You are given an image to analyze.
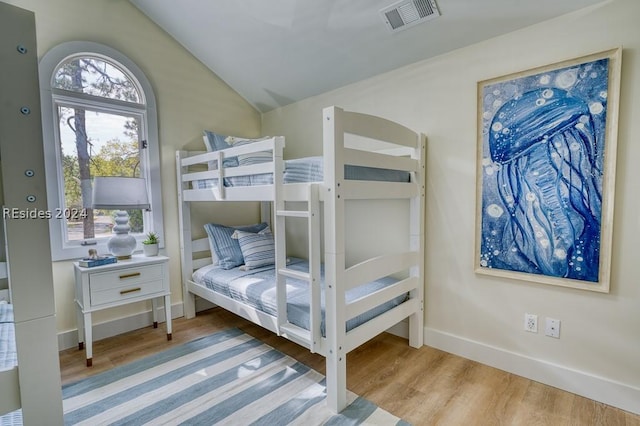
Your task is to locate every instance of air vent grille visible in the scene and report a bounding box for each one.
[384,9,405,30]
[381,0,440,32]
[415,0,436,18]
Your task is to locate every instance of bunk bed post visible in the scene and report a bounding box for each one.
[176,150,196,318]
[323,106,348,412]
[260,201,271,225]
[409,134,426,348]
[273,136,288,332]
[308,183,322,354]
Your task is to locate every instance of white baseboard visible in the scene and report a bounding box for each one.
[425,327,640,416]
[57,302,184,352]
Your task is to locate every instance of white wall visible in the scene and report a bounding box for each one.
[3,0,262,334]
[263,0,640,414]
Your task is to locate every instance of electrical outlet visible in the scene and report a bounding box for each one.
[524,313,538,333]
[545,318,561,338]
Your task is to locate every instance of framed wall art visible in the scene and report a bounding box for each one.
[475,48,622,292]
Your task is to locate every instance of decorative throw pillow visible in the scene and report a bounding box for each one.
[203,130,232,152]
[232,227,275,270]
[202,130,238,169]
[204,222,269,269]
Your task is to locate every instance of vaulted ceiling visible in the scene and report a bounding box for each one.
[130,0,603,112]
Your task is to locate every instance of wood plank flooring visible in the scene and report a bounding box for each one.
[59,308,640,426]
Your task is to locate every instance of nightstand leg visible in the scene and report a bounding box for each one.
[164,294,172,340]
[152,298,159,328]
[76,302,85,351]
[84,312,93,367]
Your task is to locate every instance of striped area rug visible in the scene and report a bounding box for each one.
[63,328,410,425]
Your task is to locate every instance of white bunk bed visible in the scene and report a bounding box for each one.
[176,106,425,412]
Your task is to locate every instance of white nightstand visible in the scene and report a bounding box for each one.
[73,254,172,366]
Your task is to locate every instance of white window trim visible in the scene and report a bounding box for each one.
[40,41,164,261]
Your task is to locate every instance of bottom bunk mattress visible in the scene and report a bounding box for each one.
[0,303,21,426]
[0,303,16,371]
[195,155,410,189]
[192,258,408,336]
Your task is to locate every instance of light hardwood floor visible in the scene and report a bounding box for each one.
[59,308,640,426]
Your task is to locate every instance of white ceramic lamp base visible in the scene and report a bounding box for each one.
[108,210,136,259]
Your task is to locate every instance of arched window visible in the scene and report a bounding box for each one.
[40,42,163,261]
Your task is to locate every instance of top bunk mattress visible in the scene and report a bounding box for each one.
[192,258,408,336]
[195,156,410,189]
[283,156,410,183]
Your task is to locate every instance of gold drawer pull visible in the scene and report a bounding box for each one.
[120,287,141,295]
[119,272,141,280]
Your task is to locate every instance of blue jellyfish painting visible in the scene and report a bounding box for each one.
[479,58,610,283]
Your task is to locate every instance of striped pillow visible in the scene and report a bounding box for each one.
[232,227,275,270]
[202,131,238,170]
[204,222,269,269]
[233,139,273,167]
[203,132,270,169]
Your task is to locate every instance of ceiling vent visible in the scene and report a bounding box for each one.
[380,0,440,32]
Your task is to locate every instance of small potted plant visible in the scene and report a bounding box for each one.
[142,232,159,256]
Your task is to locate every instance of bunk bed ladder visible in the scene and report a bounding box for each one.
[275,183,322,353]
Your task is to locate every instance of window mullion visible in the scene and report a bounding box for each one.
[52,88,145,114]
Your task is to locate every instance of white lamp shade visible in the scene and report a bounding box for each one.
[92,177,150,210]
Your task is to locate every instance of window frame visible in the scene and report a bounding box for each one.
[40,41,163,261]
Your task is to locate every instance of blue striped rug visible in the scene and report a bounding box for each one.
[63,328,410,425]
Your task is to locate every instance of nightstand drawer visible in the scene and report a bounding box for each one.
[90,278,164,306]
[89,264,163,292]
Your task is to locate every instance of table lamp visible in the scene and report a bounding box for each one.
[92,176,150,259]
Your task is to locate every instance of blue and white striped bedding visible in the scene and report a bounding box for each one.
[195,156,410,189]
[0,303,22,425]
[0,303,16,370]
[192,258,408,336]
